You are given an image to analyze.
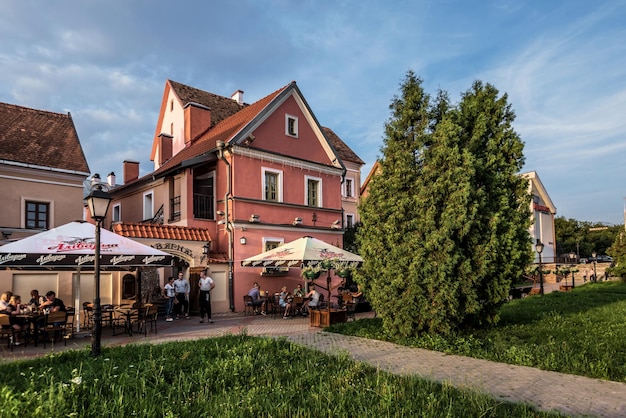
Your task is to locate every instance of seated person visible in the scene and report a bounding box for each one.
[278,286,292,319]
[304,284,321,313]
[29,289,45,307]
[40,291,66,313]
[0,291,13,313]
[247,282,266,315]
[5,295,27,345]
[293,283,305,297]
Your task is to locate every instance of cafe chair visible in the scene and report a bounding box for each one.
[343,293,356,321]
[292,296,304,316]
[42,310,69,348]
[243,295,255,316]
[82,302,94,329]
[0,314,28,351]
[133,304,158,336]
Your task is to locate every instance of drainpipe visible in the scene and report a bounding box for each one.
[216,140,235,311]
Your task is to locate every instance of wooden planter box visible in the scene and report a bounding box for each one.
[309,309,347,328]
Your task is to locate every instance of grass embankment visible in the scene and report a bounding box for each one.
[0,334,558,417]
[330,281,626,382]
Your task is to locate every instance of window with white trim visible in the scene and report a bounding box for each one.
[305,175,322,207]
[285,114,298,137]
[264,238,284,252]
[346,214,354,228]
[345,179,353,197]
[263,168,283,202]
[143,191,154,220]
[112,203,121,223]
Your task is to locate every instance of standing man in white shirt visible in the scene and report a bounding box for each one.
[198,268,215,323]
[173,271,190,319]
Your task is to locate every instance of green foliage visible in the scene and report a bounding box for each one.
[554,216,621,257]
[0,335,556,417]
[607,231,626,278]
[356,72,531,338]
[330,281,626,382]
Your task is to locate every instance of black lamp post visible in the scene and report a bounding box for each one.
[592,251,597,282]
[536,239,545,295]
[87,184,112,357]
[569,252,576,288]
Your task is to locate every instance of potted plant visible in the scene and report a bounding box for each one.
[301,264,322,280]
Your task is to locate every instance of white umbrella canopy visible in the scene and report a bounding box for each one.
[0,221,173,268]
[240,236,362,268]
[0,221,173,333]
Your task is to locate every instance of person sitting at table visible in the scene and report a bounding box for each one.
[29,289,45,307]
[0,291,13,312]
[293,283,305,297]
[40,291,66,313]
[304,284,321,314]
[5,295,27,345]
[278,286,293,319]
[247,282,266,315]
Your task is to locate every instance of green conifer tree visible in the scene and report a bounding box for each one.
[357,74,531,337]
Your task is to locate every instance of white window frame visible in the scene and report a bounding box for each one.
[143,191,154,220]
[112,203,121,223]
[263,237,285,251]
[285,114,298,137]
[344,178,354,198]
[345,213,354,228]
[262,167,283,202]
[305,175,322,207]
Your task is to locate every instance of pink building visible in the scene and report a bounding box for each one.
[107,80,363,313]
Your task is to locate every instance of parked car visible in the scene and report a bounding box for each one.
[579,258,589,264]
[595,255,613,263]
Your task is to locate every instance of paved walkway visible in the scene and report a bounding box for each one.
[2,308,625,417]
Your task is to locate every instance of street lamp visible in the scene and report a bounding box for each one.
[591,251,597,282]
[87,184,112,357]
[536,239,545,295]
[569,252,576,288]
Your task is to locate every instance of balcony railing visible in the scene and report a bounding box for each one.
[193,194,214,220]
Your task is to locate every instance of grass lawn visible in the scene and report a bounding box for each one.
[0,334,560,417]
[329,281,626,382]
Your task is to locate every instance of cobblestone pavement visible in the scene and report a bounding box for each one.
[2,307,626,417]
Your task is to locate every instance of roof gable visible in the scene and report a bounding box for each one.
[0,102,90,174]
[152,82,290,177]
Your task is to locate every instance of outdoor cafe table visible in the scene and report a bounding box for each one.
[16,311,45,346]
[112,307,140,336]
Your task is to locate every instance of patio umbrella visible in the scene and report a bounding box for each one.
[0,220,173,331]
[241,236,363,317]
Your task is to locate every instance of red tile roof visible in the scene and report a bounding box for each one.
[152,82,291,177]
[0,102,90,173]
[113,222,212,242]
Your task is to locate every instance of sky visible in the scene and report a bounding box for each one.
[1,0,625,225]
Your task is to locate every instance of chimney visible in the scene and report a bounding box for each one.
[184,103,211,145]
[231,89,244,105]
[107,172,116,187]
[123,160,139,184]
[158,134,173,164]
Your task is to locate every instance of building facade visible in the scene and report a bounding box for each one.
[0,102,92,306]
[106,80,364,313]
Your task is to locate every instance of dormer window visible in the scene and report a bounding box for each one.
[285,114,298,137]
